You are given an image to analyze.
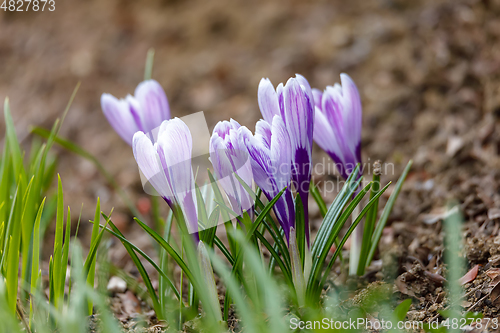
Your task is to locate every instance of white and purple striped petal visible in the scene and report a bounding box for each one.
[313,73,362,180]
[239,125,274,194]
[101,79,170,145]
[132,118,199,239]
[210,119,254,215]
[156,118,198,235]
[135,80,171,135]
[101,94,140,146]
[283,76,315,175]
[340,74,362,163]
[258,78,281,124]
[132,131,174,203]
[256,74,315,244]
[269,116,292,194]
[238,116,295,241]
[312,88,323,110]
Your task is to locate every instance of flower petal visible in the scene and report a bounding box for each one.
[283,77,314,155]
[238,125,274,194]
[313,108,350,178]
[322,86,357,167]
[270,115,291,193]
[340,73,362,161]
[132,131,173,200]
[255,119,272,149]
[312,88,323,109]
[134,80,170,134]
[258,78,281,124]
[101,94,139,145]
[156,118,198,233]
[156,118,194,196]
[210,121,254,215]
[295,73,313,100]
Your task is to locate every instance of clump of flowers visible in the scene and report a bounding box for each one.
[100,71,410,319]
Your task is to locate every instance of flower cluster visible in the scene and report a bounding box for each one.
[101,73,362,244]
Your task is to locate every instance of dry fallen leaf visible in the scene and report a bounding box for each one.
[486,267,500,280]
[117,290,142,317]
[424,270,446,285]
[446,136,464,156]
[395,276,415,297]
[459,264,479,285]
[489,282,500,305]
[488,208,500,220]
[489,275,500,288]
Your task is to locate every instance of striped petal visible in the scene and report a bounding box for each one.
[101,94,140,145]
[283,76,314,158]
[313,73,363,180]
[132,131,173,201]
[270,115,291,193]
[135,80,171,134]
[255,119,272,149]
[101,80,170,145]
[156,118,198,233]
[340,73,362,161]
[312,88,323,109]
[238,125,274,194]
[239,118,295,240]
[258,78,281,124]
[210,120,254,215]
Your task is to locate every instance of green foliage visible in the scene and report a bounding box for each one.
[0,95,115,332]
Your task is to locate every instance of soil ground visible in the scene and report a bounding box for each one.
[2,0,500,330]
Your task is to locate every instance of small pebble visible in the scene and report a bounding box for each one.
[107,276,127,293]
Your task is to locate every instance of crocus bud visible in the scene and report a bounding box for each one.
[258,74,315,244]
[133,118,198,240]
[313,74,362,180]
[102,80,170,145]
[210,119,254,216]
[238,116,295,242]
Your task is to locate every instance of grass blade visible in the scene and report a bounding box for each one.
[367,160,412,265]
[307,181,372,295]
[52,175,64,308]
[313,182,391,300]
[357,166,381,276]
[31,127,142,219]
[85,198,100,315]
[144,48,155,81]
[310,181,327,217]
[29,198,45,326]
[133,217,196,283]
[97,215,181,302]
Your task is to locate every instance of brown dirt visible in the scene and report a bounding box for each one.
[3,0,500,329]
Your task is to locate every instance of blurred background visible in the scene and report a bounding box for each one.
[1,0,500,309]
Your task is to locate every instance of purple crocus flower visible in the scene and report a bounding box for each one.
[258,74,314,244]
[210,119,254,216]
[313,74,362,180]
[238,116,295,242]
[133,118,198,239]
[101,80,170,145]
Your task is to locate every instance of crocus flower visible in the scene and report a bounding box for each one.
[313,74,363,275]
[313,74,362,180]
[258,74,314,244]
[210,119,254,216]
[101,80,170,145]
[133,118,198,239]
[238,115,295,242]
